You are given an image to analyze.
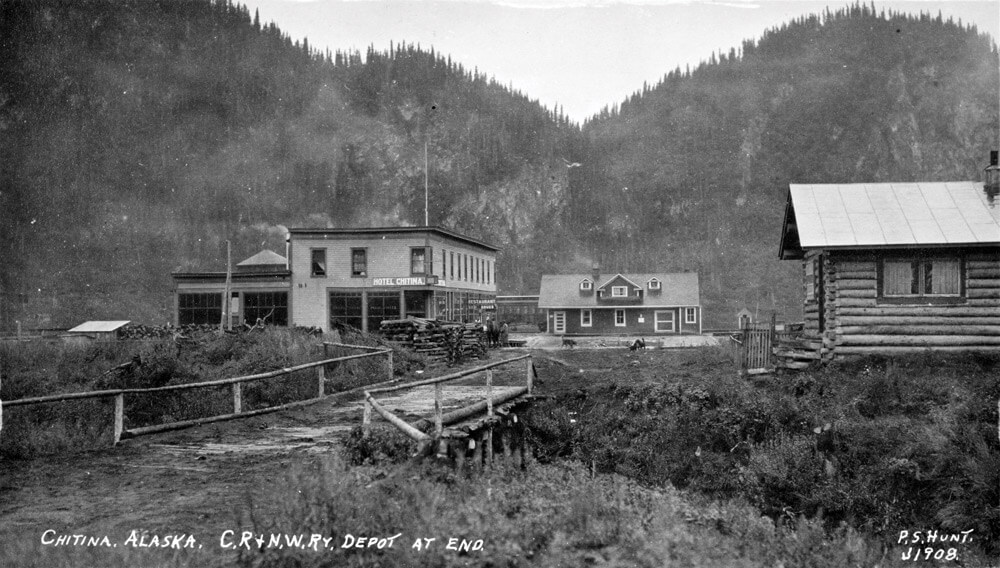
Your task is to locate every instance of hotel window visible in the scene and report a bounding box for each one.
[311,249,326,277]
[615,309,626,326]
[178,293,222,325]
[411,247,428,275]
[685,307,697,324]
[351,248,367,277]
[465,254,469,281]
[882,258,962,299]
[611,286,628,297]
[487,260,491,285]
[244,292,288,326]
[450,251,455,279]
[581,309,592,327]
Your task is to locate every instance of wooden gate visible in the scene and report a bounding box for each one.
[737,319,774,376]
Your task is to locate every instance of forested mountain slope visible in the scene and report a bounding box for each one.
[1,1,995,329]
[580,3,999,324]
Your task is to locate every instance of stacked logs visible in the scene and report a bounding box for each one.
[380,318,487,364]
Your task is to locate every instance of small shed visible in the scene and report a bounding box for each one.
[66,321,131,342]
[778,177,1000,360]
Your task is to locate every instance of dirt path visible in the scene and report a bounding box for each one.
[0,359,538,566]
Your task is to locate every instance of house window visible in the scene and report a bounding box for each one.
[615,309,626,326]
[882,258,962,299]
[351,248,367,277]
[648,279,661,290]
[311,249,326,277]
[580,279,592,291]
[611,286,628,297]
[685,307,697,324]
[411,247,428,275]
[581,309,592,327]
[655,310,675,332]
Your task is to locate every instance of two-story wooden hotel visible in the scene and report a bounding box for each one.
[172,226,499,333]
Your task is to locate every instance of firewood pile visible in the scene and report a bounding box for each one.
[379,318,487,364]
[118,323,218,340]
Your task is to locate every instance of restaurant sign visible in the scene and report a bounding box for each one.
[372,276,438,287]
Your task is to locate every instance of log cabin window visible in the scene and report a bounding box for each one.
[351,248,367,277]
[881,258,963,301]
[805,258,817,301]
[311,249,327,277]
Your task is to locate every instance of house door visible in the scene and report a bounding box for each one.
[553,311,566,334]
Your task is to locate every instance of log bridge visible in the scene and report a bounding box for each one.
[363,354,538,470]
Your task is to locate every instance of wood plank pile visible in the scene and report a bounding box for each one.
[379,318,487,364]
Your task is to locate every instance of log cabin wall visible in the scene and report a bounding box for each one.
[827,249,1000,356]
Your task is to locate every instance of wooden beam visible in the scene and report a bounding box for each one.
[839,316,1000,326]
[838,325,1000,336]
[839,306,1000,317]
[367,395,430,442]
[837,335,1000,346]
[834,345,1000,355]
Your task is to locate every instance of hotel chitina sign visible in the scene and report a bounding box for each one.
[371,276,439,287]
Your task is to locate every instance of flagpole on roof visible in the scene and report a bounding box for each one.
[424,139,429,226]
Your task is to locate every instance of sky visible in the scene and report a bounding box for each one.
[241,0,1000,122]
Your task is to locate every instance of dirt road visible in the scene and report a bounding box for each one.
[0,354,538,567]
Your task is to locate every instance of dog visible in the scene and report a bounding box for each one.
[629,338,646,351]
[561,337,577,348]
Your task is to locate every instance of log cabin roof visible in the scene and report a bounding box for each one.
[538,273,700,308]
[779,181,1000,259]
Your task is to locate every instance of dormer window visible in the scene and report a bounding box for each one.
[611,286,628,297]
[648,278,661,290]
[580,279,593,291]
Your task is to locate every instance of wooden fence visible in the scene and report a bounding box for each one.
[362,354,535,456]
[733,317,776,376]
[3,342,392,445]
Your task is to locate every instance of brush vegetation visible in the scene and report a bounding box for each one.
[0,327,404,457]
[524,348,1000,562]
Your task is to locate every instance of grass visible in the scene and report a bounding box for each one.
[236,455,881,568]
[0,327,413,458]
[523,347,1000,562]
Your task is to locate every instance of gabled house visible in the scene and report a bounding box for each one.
[537,271,702,335]
[778,156,1000,359]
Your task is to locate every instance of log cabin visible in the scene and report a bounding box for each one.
[778,158,1000,361]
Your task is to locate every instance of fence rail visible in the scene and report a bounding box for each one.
[4,342,392,445]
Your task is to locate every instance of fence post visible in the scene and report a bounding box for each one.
[232,382,242,414]
[526,359,533,394]
[317,364,326,398]
[323,342,329,359]
[387,350,394,381]
[434,382,443,437]
[113,393,124,445]
[362,398,372,438]
[486,370,493,417]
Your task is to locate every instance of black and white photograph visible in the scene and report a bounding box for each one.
[1,0,998,566]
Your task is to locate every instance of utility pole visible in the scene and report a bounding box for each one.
[221,240,232,331]
[424,139,429,226]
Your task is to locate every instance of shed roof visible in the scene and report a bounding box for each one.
[538,273,700,308]
[780,182,1000,259]
[68,321,131,333]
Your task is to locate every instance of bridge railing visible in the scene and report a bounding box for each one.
[362,354,534,446]
[3,342,392,446]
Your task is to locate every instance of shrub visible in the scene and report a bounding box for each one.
[341,425,415,466]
